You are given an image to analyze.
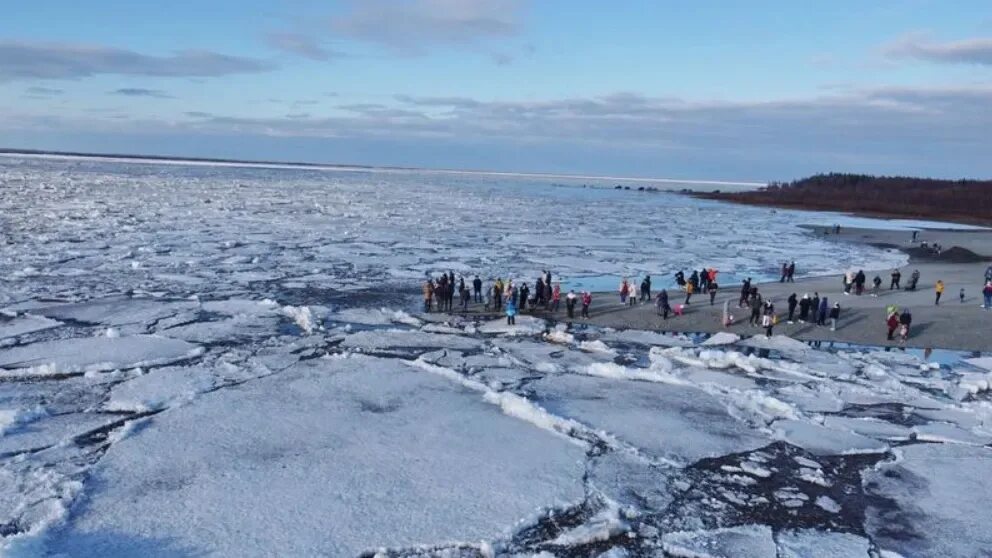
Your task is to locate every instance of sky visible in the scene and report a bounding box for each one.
[2,0,991,181]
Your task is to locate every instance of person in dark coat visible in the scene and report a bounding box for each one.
[739,278,751,307]
[798,294,810,322]
[899,309,913,337]
[787,293,798,323]
[829,303,840,330]
[519,283,530,311]
[709,281,718,305]
[534,278,544,306]
[641,276,652,302]
[656,290,671,319]
[890,269,901,290]
[854,270,866,296]
[787,261,796,282]
[472,275,483,303]
[811,293,820,322]
[817,297,829,326]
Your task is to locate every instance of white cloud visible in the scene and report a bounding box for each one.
[884,34,992,66]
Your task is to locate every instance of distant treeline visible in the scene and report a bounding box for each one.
[695,173,992,225]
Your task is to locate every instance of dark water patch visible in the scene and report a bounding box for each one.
[653,441,889,535]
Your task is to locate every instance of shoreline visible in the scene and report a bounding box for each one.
[436,226,992,352]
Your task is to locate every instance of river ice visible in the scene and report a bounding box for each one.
[0,155,986,556]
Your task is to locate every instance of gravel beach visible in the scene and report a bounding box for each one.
[463,226,992,352]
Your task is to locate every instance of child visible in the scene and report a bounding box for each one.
[959,287,965,303]
[505,299,517,325]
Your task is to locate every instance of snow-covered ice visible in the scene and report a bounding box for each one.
[43,355,587,557]
[0,156,984,556]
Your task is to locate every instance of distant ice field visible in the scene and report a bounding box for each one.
[3,156,989,557]
[0,156,906,308]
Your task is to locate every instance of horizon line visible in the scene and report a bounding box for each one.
[0,147,768,188]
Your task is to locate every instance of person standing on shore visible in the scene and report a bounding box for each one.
[872,275,882,297]
[505,298,517,325]
[581,292,592,318]
[787,293,798,323]
[493,279,503,312]
[749,294,762,326]
[891,269,901,290]
[886,310,899,340]
[656,289,671,319]
[817,297,829,326]
[709,281,718,306]
[787,261,796,282]
[551,283,561,312]
[855,270,866,296]
[619,278,630,305]
[640,276,651,302]
[565,290,577,319]
[829,303,840,331]
[685,281,695,305]
[423,279,434,313]
[959,287,966,304]
[460,282,470,311]
[519,283,530,312]
[908,269,920,291]
[739,279,751,308]
[983,281,992,310]
[844,271,854,294]
[798,294,810,323]
[780,263,788,283]
[811,293,820,322]
[762,306,774,336]
[899,309,912,342]
[473,275,483,303]
[935,280,944,305]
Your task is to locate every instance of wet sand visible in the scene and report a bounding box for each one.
[454,227,992,352]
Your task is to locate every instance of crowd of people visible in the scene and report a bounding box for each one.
[418,260,992,341]
[422,270,598,324]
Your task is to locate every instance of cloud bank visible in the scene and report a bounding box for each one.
[0,41,274,82]
[885,35,992,66]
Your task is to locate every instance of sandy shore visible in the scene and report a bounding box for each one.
[453,226,992,352]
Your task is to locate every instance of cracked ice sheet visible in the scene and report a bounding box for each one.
[662,524,776,558]
[0,335,203,376]
[104,365,219,412]
[44,354,586,557]
[865,443,992,558]
[0,315,62,340]
[339,329,482,352]
[773,420,889,456]
[32,297,197,328]
[529,373,769,464]
[776,529,871,557]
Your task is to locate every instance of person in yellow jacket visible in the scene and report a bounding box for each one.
[935,280,944,305]
[684,281,694,305]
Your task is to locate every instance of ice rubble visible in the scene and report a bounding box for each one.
[43,355,586,557]
[0,335,203,376]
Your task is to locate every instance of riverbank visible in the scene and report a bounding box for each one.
[447,227,992,352]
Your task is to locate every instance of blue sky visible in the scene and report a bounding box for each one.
[2,0,991,180]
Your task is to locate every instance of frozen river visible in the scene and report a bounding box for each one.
[1,156,990,557]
